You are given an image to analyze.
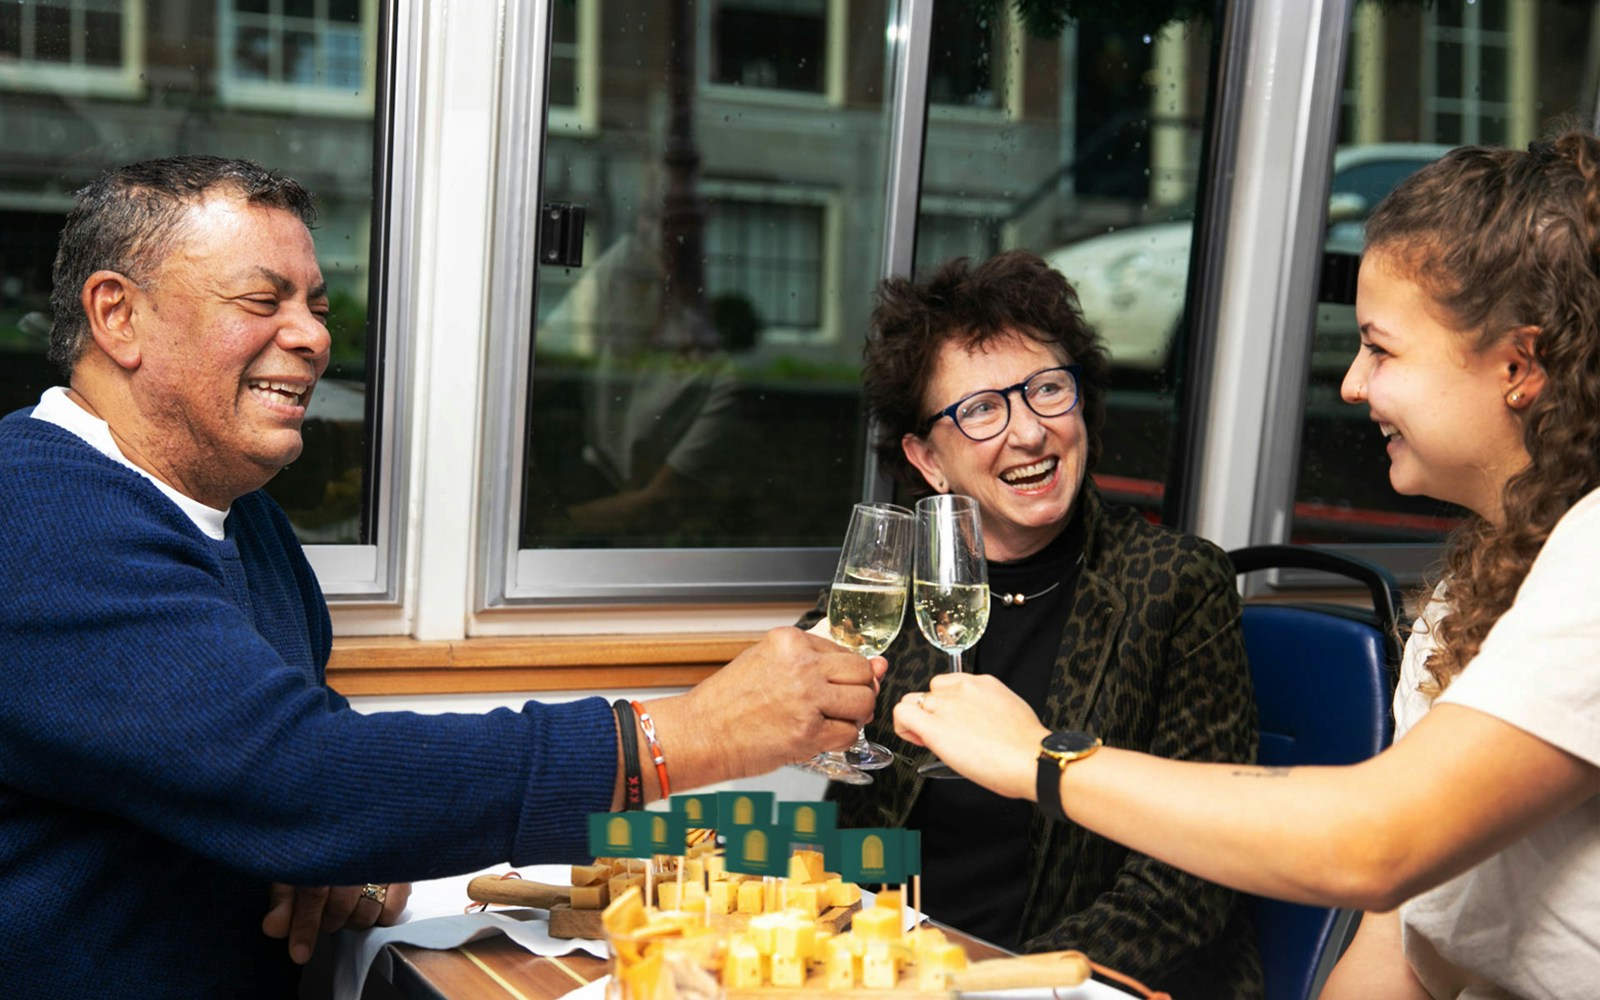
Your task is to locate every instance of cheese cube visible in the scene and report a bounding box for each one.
[746,912,784,954]
[862,940,910,989]
[571,863,609,886]
[824,936,861,990]
[851,905,898,942]
[823,877,860,910]
[785,884,821,918]
[793,849,827,883]
[705,855,728,881]
[608,874,644,906]
[905,926,947,957]
[874,890,902,911]
[570,883,609,909]
[707,880,737,915]
[723,937,766,990]
[770,949,807,987]
[914,940,969,991]
[736,880,765,914]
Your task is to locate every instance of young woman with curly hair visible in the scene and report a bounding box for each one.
[889,133,1600,999]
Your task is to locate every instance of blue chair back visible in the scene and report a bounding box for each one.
[1229,545,1402,1000]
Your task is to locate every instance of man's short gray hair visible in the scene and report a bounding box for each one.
[48,155,317,376]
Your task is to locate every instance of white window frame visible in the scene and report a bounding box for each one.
[217,0,378,117]
[0,0,144,99]
[1420,0,1535,147]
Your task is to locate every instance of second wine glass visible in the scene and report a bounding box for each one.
[912,493,990,779]
[818,501,914,776]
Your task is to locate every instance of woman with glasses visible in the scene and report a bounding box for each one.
[799,250,1262,998]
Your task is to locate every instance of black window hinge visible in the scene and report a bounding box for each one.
[539,202,587,268]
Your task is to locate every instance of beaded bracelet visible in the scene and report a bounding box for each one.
[612,699,644,810]
[630,700,671,798]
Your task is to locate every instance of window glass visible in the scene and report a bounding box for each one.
[917,3,1220,520]
[0,0,387,546]
[709,0,827,94]
[1294,0,1596,545]
[523,0,886,554]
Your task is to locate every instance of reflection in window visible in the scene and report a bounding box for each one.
[0,0,138,96]
[705,198,824,336]
[928,0,1007,110]
[0,0,386,545]
[710,0,826,94]
[918,10,1216,517]
[221,0,372,113]
[524,0,882,554]
[1296,0,1592,546]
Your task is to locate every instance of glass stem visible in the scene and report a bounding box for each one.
[949,650,964,673]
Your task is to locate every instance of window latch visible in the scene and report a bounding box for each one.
[539,202,587,268]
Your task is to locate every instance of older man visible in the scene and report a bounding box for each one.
[0,156,879,998]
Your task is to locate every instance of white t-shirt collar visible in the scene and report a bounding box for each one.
[30,386,229,540]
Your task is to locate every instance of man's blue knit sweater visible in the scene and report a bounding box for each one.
[0,410,616,997]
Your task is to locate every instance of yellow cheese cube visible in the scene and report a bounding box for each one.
[826,878,861,909]
[569,883,609,909]
[571,863,609,886]
[851,905,898,942]
[905,925,947,957]
[723,937,766,990]
[608,873,644,905]
[680,858,705,885]
[736,880,765,914]
[705,855,728,881]
[786,884,821,918]
[656,881,684,911]
[793,849,827,883]
[874,890,902,911]
[862,940,909,989]
[914,940,968,991]
[707,880,737,915]
[746,912,784,954]
[787,854,812,883]
[824,937,861,990]
[773,914,816,961]
[770,950,807,987]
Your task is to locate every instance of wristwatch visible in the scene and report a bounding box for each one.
[1036,730,1101,821]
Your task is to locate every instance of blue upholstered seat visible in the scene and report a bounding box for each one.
[1229,545,1402,1000]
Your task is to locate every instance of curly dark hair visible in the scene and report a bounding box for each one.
[49,155,317,377]
[1365,130,1600,695]
[861,250,1109,497]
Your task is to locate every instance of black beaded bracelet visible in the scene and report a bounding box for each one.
[613,698,644,810]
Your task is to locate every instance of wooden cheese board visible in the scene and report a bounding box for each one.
[465,875,861,940]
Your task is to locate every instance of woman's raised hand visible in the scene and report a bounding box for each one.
[894,672,1050,801]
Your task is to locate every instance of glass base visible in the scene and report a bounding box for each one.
[916,757,964,779]
[794,753,873,785]
[844,739,895,770]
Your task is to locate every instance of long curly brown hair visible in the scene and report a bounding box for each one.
[861,250,1110,497]
[1364,130,1600,695]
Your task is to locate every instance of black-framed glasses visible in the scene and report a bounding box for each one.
[923,364,1083,442]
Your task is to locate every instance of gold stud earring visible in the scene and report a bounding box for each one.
[1508,391,1524,406]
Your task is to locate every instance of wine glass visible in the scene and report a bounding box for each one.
[912,493,990,778]
[820,501,913,776]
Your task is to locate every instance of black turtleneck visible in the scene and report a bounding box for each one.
[905,500,1087,949]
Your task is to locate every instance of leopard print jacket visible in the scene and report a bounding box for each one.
[802,486,1264,1000]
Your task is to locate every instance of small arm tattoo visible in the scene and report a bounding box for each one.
[1230,766,1294,778]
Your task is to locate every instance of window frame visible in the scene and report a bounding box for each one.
[303,0,409,603]
[547,0,599,135]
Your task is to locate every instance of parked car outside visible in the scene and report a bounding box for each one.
[1046,142,1453,374]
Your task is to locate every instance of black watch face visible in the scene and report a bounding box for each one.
[1042,730,1097,755]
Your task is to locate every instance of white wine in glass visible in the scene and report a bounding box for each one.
[815,501,913,780]
[913,493,989,779]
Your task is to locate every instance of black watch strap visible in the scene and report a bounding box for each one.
[1037,755,1067,821]
[1036,731,1100,822]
